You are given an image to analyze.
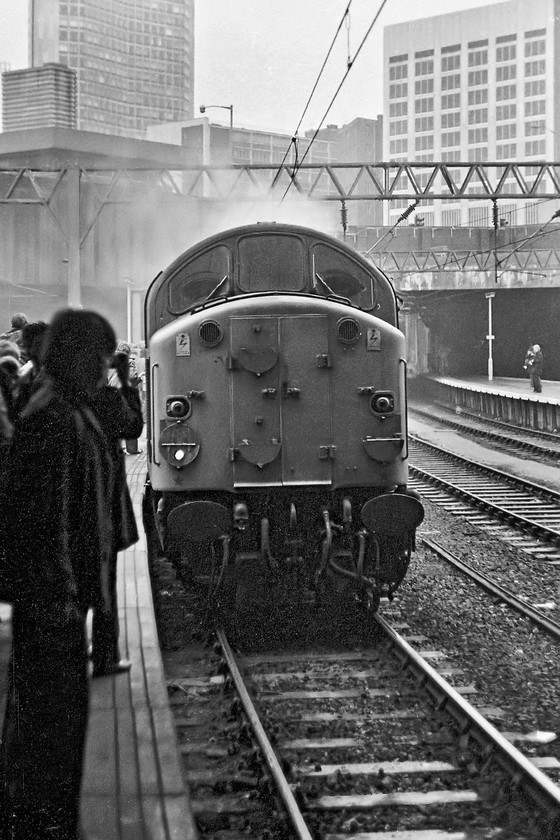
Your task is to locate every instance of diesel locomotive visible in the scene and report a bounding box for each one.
[143,222,423,612]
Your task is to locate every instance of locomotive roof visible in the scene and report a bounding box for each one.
[160,222,376,277]
[145,221,398,338]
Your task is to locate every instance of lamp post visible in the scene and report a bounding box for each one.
[485,291,495,382]
[199,103,234,160]
[123,277,133,344]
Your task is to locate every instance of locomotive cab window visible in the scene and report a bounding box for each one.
[237,234,305,292]
[168,245,230,313]
[312,244,375,310]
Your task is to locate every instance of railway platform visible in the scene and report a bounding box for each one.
[414,374,560,432]
[0,448,198,840]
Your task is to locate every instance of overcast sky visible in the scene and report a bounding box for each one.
[1,0,503,134]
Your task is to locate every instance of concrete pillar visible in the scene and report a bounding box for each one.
[66,165,81,308]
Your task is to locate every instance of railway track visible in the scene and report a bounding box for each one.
[157,564,560,840]
[421,537,560,641]
[408,435,560,563]
[409,402,560,461]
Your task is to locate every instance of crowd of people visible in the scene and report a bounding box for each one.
[0,309,144,839]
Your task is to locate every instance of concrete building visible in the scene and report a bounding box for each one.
[0,61,11,131]
[2,63,77,131]
[312,117,384,233]
[29,0,195,139]
[383,0,560,227]
[148,115,384,230]
[148,117,337,167]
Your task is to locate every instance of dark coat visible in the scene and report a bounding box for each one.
[0,379,114,838]
[89,383,144,672]
[530,349,543,375]
[92,383,144,551]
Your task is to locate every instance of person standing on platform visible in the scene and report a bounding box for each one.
[528,344,543,393]
[0,309,115,840]
[1,312,28,361]
[91,347,144,677]
[14,320,49,415]
[523,344,534,386]
[108,340,143,455]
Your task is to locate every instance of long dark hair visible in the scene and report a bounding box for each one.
[42,309,116,394]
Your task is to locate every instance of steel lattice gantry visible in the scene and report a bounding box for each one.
[1,161,560,304]
[171,160,560,202]
[2,160,560,202]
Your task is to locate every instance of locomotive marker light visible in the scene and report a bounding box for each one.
[166,396,191,418]
[159,423,200,467]
[371,393,394,415]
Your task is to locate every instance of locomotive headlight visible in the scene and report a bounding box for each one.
[166,396,191,418]
[371,392,394,415]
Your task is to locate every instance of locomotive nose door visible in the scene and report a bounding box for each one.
[230,316,282,486]
[280,314,332,485]
[230,314,332,486]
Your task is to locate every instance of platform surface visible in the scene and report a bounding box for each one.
[0,447,198,840]
[431,374,560,404]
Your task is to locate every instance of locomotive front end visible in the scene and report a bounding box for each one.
[144,223,423,612]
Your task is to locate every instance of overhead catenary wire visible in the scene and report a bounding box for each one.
[496,208,560,267]
[367,207,560,276]
[440,213,560,274]
[279,0,389,202]
[365,200,420,255]
[367,175,559,256]
[268,0,560,271]
[271,1,354,187]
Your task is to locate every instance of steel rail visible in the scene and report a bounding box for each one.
[409,463,560,545]
[409,435,560,544]
[374,612,560,836]
[215,629,313,840]
[423,537,560,640]
[409,405,560,459]
[409,434,560,502]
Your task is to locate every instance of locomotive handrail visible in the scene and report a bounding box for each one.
[400,358,408,460]
[150,362,161,466]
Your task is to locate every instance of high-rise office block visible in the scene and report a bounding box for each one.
[383,0,560,226]
[29,0,195,139]
[2,63,77,131]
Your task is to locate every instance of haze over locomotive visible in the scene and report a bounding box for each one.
[144,222,423,611]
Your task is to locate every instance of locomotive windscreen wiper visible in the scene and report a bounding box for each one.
[203,274,229,303]
[314,271,351,304]
[313,271,336,296]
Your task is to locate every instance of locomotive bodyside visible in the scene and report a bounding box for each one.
[144,223,423,610]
